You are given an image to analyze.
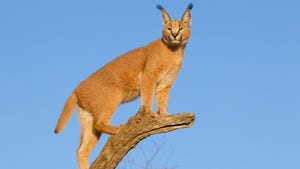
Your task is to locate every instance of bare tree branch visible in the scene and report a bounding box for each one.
[90,107,195,169]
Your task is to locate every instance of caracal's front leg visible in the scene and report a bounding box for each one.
[141,73,157,116]
[155,84,171,116]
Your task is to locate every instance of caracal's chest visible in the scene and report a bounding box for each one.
[157,52,183,86]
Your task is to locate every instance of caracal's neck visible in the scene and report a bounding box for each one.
[151,39,186,56]
[164,39,187,55]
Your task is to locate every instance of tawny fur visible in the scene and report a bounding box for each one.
[54,4,193,169]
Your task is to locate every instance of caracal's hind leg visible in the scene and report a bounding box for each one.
[77,107,101,169]
[92,91,122,135]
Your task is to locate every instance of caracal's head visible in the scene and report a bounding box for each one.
[157,4,193,48]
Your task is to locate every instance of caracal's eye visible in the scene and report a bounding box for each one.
[179,27,183,31]
[167,27,172,31]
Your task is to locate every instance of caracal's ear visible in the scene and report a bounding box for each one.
[156,4,172,25]
[181,3,193,27]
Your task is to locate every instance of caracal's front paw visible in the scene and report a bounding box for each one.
[149,112,159,118]
[158,111,169,116]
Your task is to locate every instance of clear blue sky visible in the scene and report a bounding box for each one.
[1,0,299,169]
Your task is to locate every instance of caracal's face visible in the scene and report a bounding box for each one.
[162,20,191,46]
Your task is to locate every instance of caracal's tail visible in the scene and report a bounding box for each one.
[54,92,78,134]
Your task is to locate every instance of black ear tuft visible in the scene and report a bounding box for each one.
[156,4,164,11]
[187,3,193,10]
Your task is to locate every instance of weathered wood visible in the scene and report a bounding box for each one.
[90,107,195,169]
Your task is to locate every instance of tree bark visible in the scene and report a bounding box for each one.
[90,107,195,169]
